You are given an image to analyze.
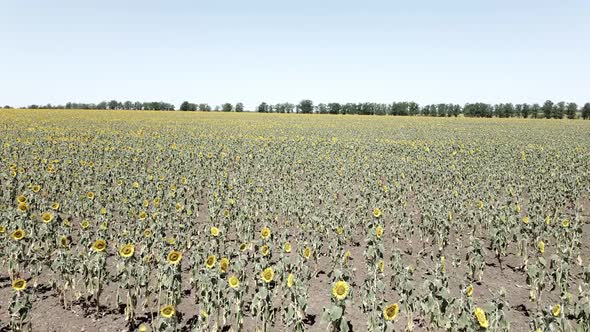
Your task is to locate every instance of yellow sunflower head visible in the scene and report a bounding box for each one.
[219,257,229,273]
[51,202,60,210]
[205,255,217,269]
[210,226,220,237]
[284,242,292,253]
[138,211,147,220]
[303,247,312,259]
[160,305,175,318]
[228,275,239,289]
[538,241,545,254]
[167,250,182,265]
[376,225,384,239]
[552,304,561,317]
[372,207,382,218]
[41,212,54,223]
[383,303,399,321]
[17,202,28,213]
[474,307,489,329]
[0,225,5,234]
[239,243,248,252]
[261,245,270,256]
[12,278,27,291]
[59,235,69,247]
[261,267,274,283]
[287,273,294,288]
[119,243,135,258]
[17,195,27,204]
[92,239,107,252]
[87,191,95,199]
[80,220,90,229]
[466,285,474,297]
[332,280,350,301]
[12,229,25,241]
[32,185,41,193]
[261,226,271,239]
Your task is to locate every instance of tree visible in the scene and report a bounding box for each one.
[235,102,244,112]
[566,102,577,119]
[180,101,190,111]
[542,100,553,119]
[222,103,233,112]
[298,100,314,114]
[582,103,590,120]
[108,100,120,110]
[198,103,211,112]
[553,101,565,119]
[521,104,530,118]
[530,103,540,119]
[257,102,269,113]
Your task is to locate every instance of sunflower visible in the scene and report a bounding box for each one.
[336,227,344,235]
[552,304,561,317]
[545,215,551,225]
[383,303,399,321]
[119,243,135,258]
[0,225,5,234]
[80,220,90,229]
[138,324,148,332]
[376,225,384,239]
[133,181,140,188]
[93,239,107,252]
[210,226,220,237]
[477,200,484,209]
[143,199,149,207]
[175,203,183,211]
[205,255,216,269]
[515,204,521,213]
[138,211,147,220]
[261,227,271,239]
[59,235,69,247]
[51,202,60,210]
[332,280,350,300]
[160,305,175,318]
[287,273,294,288]
[522,216,530,224]
[562,219,570,228]
[223,209,230,218]
[100,221,109,230]
[32,185,41,193]
[41,212,54,223]
[284,242,292,253]
[466,285,474,297]
[12,278,27,291]
[228,276,239,289]
[261,267,274,283]
[100,207,107,215]
[372,207,382,218]
[303,247,312,259]
[12,229,25,241]
[378,260,384,273]
[539,241,545,254]
[167,250,182,265]
[261,245,270,256]
[87,191,95,199]
[474,307,489,329]
[143,229,153,238]
[17,195,27,204]
[219,257,229,273]
[17,202,28,213]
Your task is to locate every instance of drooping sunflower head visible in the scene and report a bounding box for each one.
[205,255,216,269]
[376,225,384,239]
[287,273,294,288]
[378,260,384,273]
[80,220,90,229]
[51,202,60,210]
[261,245,270,256]
[219,257,229,273]
[160,305,175,318]
[119,243,135,258]
[303,247,312,259]
[261,267,274,283]
[210,226,220,237]
[228,275,239,289]
[239,243,248,252]
[223,209,230,218]
[383,303,399,321]
[12,229,25,241]
[261,226,271,239]
[466,285,474,297]
[167,250,182,265]
[138,211,147,220]
[336,227,344,235]
[92,239,107,252]
[59,235,69,248]
[552,304,561,317]
[87,191,95,199]
[32,185,41,193]
[143,229,152,238]
[474,307,489,329]
[0,225,5,234]
[332,280,350,301]
[41,212,54,223]
[522,216,530,224]
[539,241,545,254]
[372,207,382,218]
[12,278,27,291]
[17,195,27,204]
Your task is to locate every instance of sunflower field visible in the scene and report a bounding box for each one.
[0,109,589,332]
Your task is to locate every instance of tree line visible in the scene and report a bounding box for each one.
[3,99,590,119]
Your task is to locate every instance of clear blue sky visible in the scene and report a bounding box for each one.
[1,0,589,109]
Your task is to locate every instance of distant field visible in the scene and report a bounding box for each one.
[1,109,589,331]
